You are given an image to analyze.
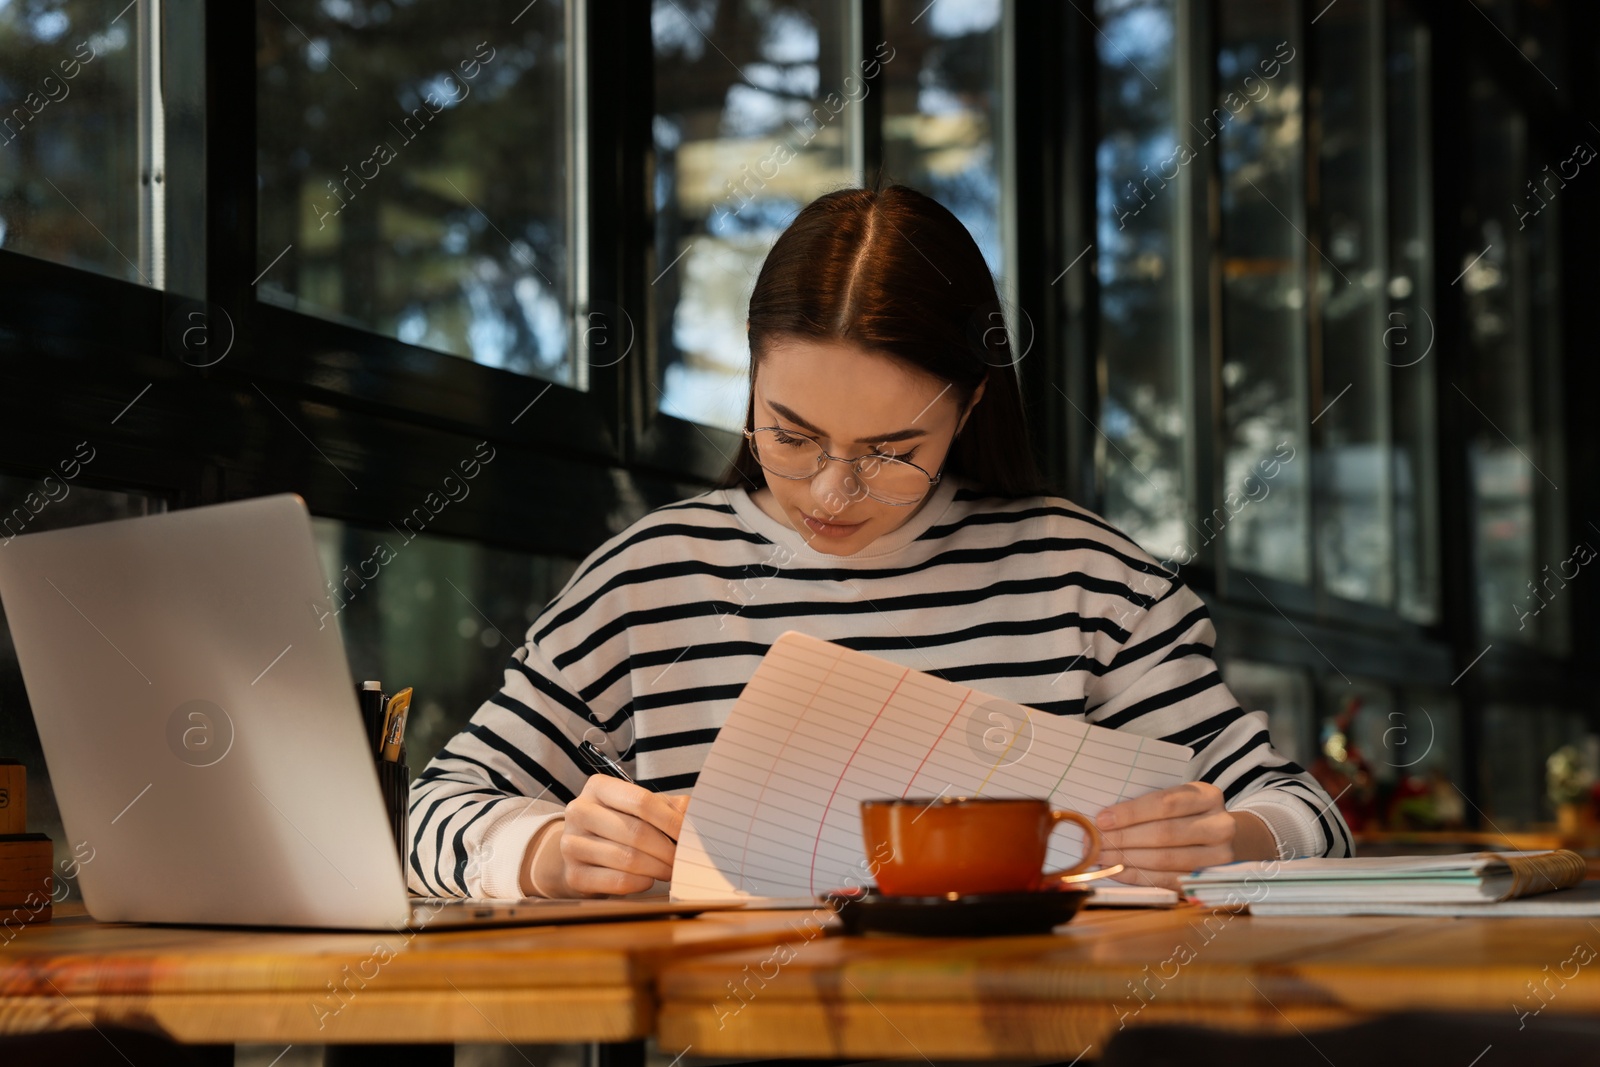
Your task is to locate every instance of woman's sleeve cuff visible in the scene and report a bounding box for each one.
[478,806,565,898]
[1230,793,1327,860]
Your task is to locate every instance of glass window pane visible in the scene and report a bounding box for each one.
[1312,679,1396,835]
[0,478,165,901]
[1219,659,1312,768]
[1388,686,1464,827]
[652,0,859,431]
[1385,12,1439,624]
[1480,704,1589,829]
[257,2,577,383]
[1313,682,1467,836]
[309,517,578,780]
[1216,0,1310,584]
[0,3,142,284]
[1093,0,1191,559]
[1462,74,1567,652]
[881,0,1007,278]
[1312,0,1390,606]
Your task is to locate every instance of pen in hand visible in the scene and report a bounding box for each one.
[569,739,690,882]
[578,739,633,783]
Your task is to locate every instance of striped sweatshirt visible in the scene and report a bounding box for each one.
[407,473,1352,898]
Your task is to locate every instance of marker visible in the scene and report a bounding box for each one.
[379,687,412,763]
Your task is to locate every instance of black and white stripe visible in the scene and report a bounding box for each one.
[408,476,1351,897]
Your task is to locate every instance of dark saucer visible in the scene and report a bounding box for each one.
[822,885,1093,936]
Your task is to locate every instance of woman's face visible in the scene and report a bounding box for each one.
[748,338,984,556]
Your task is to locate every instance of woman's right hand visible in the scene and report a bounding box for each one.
[531,775,689,897]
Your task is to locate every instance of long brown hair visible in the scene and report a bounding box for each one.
[715,181,1051,498]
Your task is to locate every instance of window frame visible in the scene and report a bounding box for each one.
[0,0,1593,838]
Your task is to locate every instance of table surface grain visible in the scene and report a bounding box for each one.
[656,903,1600,1060]
[9,900,1598,1056]
[0,902,825,1045]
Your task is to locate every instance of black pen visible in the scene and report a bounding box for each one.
[579,741,683,844]
[359,680,386,756]
[578,739,633,783]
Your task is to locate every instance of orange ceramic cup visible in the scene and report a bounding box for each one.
[861,796,1103,896]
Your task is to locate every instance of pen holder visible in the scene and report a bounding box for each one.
[376,758,409,868]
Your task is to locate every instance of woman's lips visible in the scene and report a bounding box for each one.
[803,514,863,538]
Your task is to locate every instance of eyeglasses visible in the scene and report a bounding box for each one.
[742,425,948,506]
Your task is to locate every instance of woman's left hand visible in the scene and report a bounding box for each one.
[1094,782,1273,890]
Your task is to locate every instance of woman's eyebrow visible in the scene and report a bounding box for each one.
[767,401,929,444]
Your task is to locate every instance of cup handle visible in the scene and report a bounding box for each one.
[1040,810,1104,889]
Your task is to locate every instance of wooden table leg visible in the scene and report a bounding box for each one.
[0,1032,233,1064]
[594,1038,646,1067]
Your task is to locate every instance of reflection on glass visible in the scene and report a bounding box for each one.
[257,1,575,382]
[1093,0,1190,559]
[309,517,577,782]
[1216,0,1309,584]
[0,2,141,284]
[1393,687,1463,796]
[1319,676,1393,774]
[1386,12,1439,624]
[1219,659,1312,768]
[1312,0,1390,606]
[1473,0,1567,91]
[1462,75,1566,651]
[1321,679,1467,832]
[882,0,1007,278]
[652,0,859,430]
[1310,677,1393,834]
[0,479,164,899]
[1481,704,1588,828]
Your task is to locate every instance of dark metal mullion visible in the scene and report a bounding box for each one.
[1378,3,1403,629]
[1564,2,1600,699]
[201,2,258,507]
[585,0,647,461]
[1513,52,1579,667]
[201,0,253,322]
[1426,8,1483,818]
[1300,0,1325,622]
[1058,0,1098,507]
[859,0,884,183]
[1187,0,1221,591]
[1011,0,1062,495]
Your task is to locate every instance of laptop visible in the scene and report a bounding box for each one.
[0,493,738,930]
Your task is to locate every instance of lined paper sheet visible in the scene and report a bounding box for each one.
[670,630,1194,903]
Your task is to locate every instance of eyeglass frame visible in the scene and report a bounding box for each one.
[741,423,957,507]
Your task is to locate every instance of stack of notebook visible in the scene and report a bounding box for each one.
[1180,850,1592,916]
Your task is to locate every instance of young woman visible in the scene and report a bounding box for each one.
[407,183,1351,899]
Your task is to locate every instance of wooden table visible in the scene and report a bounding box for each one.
[0,902,821,1058]
[16,901,1600,1062]
[657,904,1600,1060]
